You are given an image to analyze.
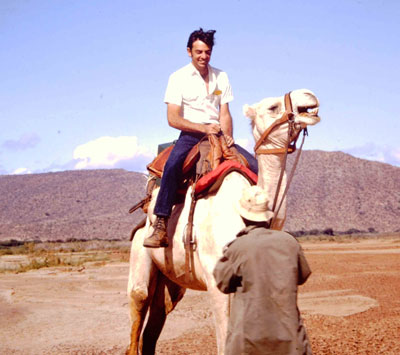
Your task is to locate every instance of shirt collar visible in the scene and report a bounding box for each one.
[188,62,199,75]
[236,225,263,237]
[187,63,217,94]
[188,62,214,78]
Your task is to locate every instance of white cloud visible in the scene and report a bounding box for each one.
[12,167,32,175]
[73,136,154,171]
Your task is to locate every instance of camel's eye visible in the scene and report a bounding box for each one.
[269,105,279,113]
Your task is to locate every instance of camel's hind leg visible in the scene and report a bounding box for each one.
[142,273,186,354]
[127,275,156,355]
[127,226,186,355]
[127,228,158,355]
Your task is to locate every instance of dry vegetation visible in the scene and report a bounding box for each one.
[2,233,399,274]
[0,240,131,273]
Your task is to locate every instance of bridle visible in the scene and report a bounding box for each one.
[253,92,308,228]
[254,92,302,155]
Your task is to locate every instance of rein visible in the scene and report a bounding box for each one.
[253,92,308,228]
[272,128,307,226]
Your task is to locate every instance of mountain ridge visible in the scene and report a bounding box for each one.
[1,150,399,241]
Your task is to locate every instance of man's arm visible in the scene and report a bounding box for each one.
[298,247,312,285]
[167,104,221,135]
[219,103,234,147]
[213,253,242,294]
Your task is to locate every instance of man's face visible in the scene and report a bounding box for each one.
[187,40,212,72]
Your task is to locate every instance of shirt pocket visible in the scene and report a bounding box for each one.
[207,93,221,107]
[183,93,199,103]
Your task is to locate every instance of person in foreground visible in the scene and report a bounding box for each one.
[143,28,257,248]
[213,186,312,355]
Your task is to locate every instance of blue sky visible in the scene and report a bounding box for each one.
[1,0,399,175]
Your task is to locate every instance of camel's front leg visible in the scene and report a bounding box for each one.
[126,228,158,355]
[207,283,230,355]
[142,274,186,354]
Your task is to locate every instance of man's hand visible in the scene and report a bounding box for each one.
[224,134,235,148]
[204,123,221,135]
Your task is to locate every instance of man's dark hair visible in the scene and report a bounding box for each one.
[187,28,216,50]
[242,217,270,229]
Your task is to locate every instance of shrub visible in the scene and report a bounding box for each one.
[288,230,305,238]
[323,228,334,236]
[345,228,361,235]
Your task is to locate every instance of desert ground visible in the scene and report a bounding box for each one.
[1,236,400,354]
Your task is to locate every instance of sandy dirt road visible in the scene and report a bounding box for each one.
[1,237,400,354]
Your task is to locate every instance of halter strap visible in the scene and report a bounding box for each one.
[254,92,294,155]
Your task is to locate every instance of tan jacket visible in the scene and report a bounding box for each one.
[213,226,312,355]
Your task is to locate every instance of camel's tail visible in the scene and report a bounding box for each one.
[130,217,147,241]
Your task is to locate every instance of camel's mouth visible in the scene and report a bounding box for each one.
[297,105,320,120]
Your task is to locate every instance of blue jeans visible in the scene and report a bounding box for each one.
[154,131,258,217]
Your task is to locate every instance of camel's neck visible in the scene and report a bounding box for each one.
[257,153,287,200]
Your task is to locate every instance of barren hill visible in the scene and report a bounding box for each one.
[286,150,400,233]
[0,151,399,242]
[0,169,147,242]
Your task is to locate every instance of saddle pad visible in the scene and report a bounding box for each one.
[194,161,258,198]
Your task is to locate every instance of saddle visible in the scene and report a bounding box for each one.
[129,134,251,214]
[146,134,249,179]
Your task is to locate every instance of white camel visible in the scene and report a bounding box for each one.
[126,89,320,354]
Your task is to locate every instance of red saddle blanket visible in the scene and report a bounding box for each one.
[194,161,258,198]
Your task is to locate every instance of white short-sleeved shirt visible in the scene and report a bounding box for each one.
[164,63,233,125]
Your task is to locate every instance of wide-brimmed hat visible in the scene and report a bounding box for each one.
[235,186,274,222]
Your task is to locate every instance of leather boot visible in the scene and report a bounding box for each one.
[143,217,169,248]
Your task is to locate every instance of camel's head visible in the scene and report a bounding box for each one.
[243,89,320,149]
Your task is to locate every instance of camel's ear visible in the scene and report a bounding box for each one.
[243,104,257,120]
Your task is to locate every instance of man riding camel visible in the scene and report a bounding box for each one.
[143,28,257,248]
